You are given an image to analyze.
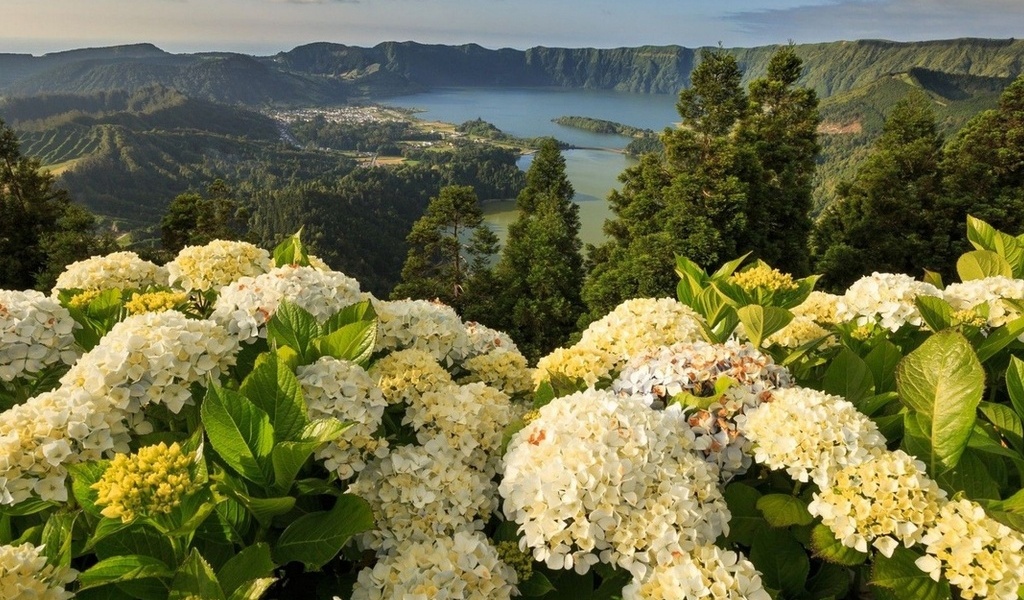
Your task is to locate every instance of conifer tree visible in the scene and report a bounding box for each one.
[0,118,111,290]
[160,179,250,255]
[811,93,947,289]
[490,139,584,362]
[391,185,497,312]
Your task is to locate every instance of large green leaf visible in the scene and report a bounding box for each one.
[979,401,1024,452]
[217,543,276,596]
[68,461,108,518]
[749,526,810,596]
[757,494,814,528]
[737,305,793,348]
[272,494,374,570]
[914,296,954,332]
[810,524,868,566]
[871,546,951,600]
[77,555,174,591]
[864,340,903,393]
[957,250,1014,281]
[266,300,322,363]
[94,523,177,569]
[201,385,274,485]
[227,579,276,600]
[271,441,321,495]
[975,316,1024,363]
[323,299,377,335]
[966,215,1024,276]
[822,348,875,408]
[240,353,308,443]
[314,320,377,368]
[231,493,296,529]
[896,331,984,471]
[273,229,311,268]
[169,549,225,600]
[723,483,766,546]
[1008,356,1024,421]
[41,511,77,567]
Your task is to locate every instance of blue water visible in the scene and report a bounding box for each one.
[384,87,680,245]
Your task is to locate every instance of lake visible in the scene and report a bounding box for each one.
[384,87,680,246]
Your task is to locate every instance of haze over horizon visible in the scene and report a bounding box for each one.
[6,0,1024,57]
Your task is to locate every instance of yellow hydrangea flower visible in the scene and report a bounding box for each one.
[67,289,103,310]
[92,442,200,523]
[125,291,188,315]
[730,264,798,294]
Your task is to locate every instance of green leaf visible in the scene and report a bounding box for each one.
[78,555,174,591]
[266,300,322,363]
[750,526,810,596]
[967,215,1024,277]
[808,562,852,600]
[975,315,1024,363]
[227,579,276,600]
[871,546,951,600]
[710,252,750,280]
[864,340,904,393]
[201,385,274,485]
[737,305,793,348]
[272,493,374,570]
[271,441,321,494]
[936,447,1001,499]
[810,524,868,566]
[723,483,766,546]
[896,330,984,471]
[314,320,377,368]
[518,572,556,597]
[957,249,1014,281]
[68,461,108,518]
[822,348,875,408]
[217,543,276,596]
[922,269,944,290]
[232,493,296,529]
[1008,356,1024,421]
[169,549,226,600]
[914,296,954,332]
[301,418,349,443]
[757,494,814,527]
[979,401,1024,452]
[41,511,76,567]
[94,523,177,569]
[273,229,311,267]
[696,284,736,327]
[240,352,308,443]
[323,300,377,335]
[164,487,218,537]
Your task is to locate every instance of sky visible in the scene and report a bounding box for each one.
[4,0,1024,56]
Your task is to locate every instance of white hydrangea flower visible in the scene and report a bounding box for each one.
[577,297,705,366]
[348,435,498,552]
[621,544,770,600]
[52,251,167,293]
[350,531,517,600]
[405,382,513,475]
[612,340,792,479]
[211,265,362,343]
[297,357,388,480]
[464,321,520,356]
[60,311,238,415]
[0,290,79,382]
[835,273,942,332]
[763,314,835,349]
[373,299,471,366]
[943,276,1024,330]
[370,348,453,406]
[793,291,842,325]
[0,542,76,600]
[915,499,1024,600]
[500,388,729,579]
[740,387,887,488]
[166,240,273,293]
[533,344,619,388]
[808,449,947,557]
[459,347,534,396]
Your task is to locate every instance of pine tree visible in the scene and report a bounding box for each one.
[391,185,496,311]
[160,179,250,255]
[490,138,584,362]
[811,93,947,289]
[0,119,111,290]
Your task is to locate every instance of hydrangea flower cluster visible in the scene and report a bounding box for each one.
[124,290,188,315]
[612,340,793,478]
[92,442,200,522]
[943,276,1024,330]
[52,251,167,293]
[350,531,517,600]
[348,435,499,552]
[763,314,834,349]
[464,321,519,356]
[621,544,770,600]
[915,499,1024,600]
[740,387,887,487]
[0,542,76,600]
[729,263,798,293]
[212,265,362,343]
[165,240,273,292]
[459,347,533,396]
[807,450,946,557]
[793,290,841,325]
[501,388,729,579]
[370,348,454,405]
[534,344,619,388]
[374,299,472,366]
[834,272,942,332]
[0,290,78,382]
[297,357,389,480]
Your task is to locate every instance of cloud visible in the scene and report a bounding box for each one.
[725,0,1024,43]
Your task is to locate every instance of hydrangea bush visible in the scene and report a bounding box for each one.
[0,219,1022,599]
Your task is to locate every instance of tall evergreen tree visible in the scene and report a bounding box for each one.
[160,179,250,255]
[0,118,111,290]
[811,93,947,289]
[391,185,497,312]
[489,139,584,362]
[737,46,820,275]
